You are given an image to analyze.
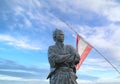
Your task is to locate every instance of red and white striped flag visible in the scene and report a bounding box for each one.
[76,35,92,70]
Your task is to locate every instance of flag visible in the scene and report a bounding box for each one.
[76,35,92,70]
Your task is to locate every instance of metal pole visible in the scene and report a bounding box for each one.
[58,18,120,74]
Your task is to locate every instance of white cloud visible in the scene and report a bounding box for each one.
[14,6,24,16]
[80,58,111,71]
[3,0,120,30]
[76,59,120,79]
[24,17,32,27]
[48,0,120,22]
[1,74,119,84]
[73,23,120,78]
[0,34,41,50]
[0,75,49,84]
[77,77,120,84]
[96,77,120,84]
[0,75,22,81]
[74,23,120,61]
[76,0,120,22]
[77,79,94,84]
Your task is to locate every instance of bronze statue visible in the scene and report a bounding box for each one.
[47,29,80,84]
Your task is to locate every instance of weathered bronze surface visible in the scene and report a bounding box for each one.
[47,29,80,84]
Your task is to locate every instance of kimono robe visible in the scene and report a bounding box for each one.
[48,43,80,84]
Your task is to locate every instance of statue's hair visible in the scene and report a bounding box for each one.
[53,29,63,42]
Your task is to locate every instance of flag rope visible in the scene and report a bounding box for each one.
[58,18,120,74]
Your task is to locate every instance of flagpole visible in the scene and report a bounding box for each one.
[58,18,120,74]
[57,17,78,35]
[93,47,120,74]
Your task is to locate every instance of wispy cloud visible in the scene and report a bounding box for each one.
[84,24,120,61]
[0,0,120,84]
[1,58,119,84]
[80,58,111,71]
[0,58,49,84]
[0,58,48,79]
[0,79,49,84]
[0,34,42,50]
[50,0,120,22]
[96,77,120,84]
[78,74,99,81]
[77,78,120,84]
[70,22,120,62]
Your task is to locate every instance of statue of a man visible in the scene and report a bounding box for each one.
[47,29,80,84]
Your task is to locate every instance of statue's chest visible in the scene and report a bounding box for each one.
[54,46,70,55]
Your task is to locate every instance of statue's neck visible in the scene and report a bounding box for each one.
[56,42,64,48]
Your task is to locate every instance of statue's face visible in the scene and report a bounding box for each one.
[56,31,64,42]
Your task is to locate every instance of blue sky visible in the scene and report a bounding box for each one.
[0,0,120,84]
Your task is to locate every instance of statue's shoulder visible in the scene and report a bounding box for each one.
[65,44,74,48]
[48,45,56,49]
[65,44,75,51]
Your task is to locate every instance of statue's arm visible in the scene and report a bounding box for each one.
[68,45,80,65]
[48,46,70,64]
[74,52,80,65]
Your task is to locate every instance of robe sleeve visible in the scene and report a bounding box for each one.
[67,45,80,65]
[48,46,70,67]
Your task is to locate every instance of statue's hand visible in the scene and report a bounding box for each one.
[63,54,71,60]
[55,54,70,63]
[60,54,71,62]
[66,55,75,62]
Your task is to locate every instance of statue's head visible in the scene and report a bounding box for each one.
[53,29,64,42]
